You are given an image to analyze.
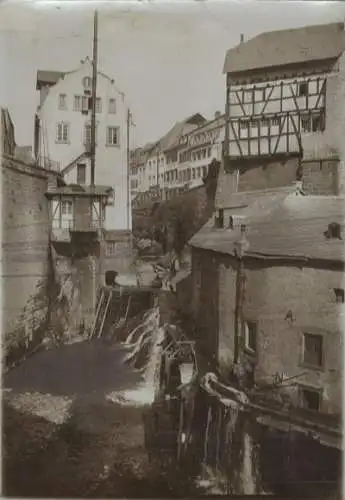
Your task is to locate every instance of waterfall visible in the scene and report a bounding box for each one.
[199,372,262,495]
[241,430,256,494]
[107,306,166,406]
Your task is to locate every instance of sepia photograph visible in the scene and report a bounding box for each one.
[1,0,344,497]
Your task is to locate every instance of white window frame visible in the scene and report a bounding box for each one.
[61,199,73,215]
[108,98,116,114]
[56,122,69,144]
[106,126,120,146]
[74,95,89,112]
[84,123,98,146]
[59,93,67,110]
[96,97,102,113]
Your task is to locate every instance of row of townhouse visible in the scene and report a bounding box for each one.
[130,112,225,203]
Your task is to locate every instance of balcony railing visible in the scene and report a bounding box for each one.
[52,218,102,231]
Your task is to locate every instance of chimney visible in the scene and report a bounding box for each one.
[240,34,244,43]
[214,111,221,119]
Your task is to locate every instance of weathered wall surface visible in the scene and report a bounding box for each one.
[216,157,299,209]
[192,248,344,416]
[2,156,52,356]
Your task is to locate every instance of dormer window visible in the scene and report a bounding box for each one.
[324,222,342,240]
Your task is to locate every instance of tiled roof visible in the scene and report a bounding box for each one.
[46,184,113,197]
[36,70,66,89]
[189,193,345,262]
[223,22,345,74]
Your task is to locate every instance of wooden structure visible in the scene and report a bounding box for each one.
[46,184,114,243]
[222,23,345,167]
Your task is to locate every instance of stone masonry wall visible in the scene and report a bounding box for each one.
[301,159,339,195]
[2,157,51,345]
[192,248,344,417]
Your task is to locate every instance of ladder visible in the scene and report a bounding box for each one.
[90,289,112,339]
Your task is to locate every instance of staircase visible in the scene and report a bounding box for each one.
[61,150,90,177]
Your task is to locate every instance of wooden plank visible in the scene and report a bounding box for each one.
[90,288,104,338]
[98,289,112,338]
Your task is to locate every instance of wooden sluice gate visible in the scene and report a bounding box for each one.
[89,285,156,340]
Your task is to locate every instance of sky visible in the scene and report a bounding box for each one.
[0,0,344,149]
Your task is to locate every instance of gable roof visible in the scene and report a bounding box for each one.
[223,22,345,75]
[190,191,345,263]
[36,70,66,90]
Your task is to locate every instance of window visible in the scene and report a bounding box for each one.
[77,164,86,185]
[96,98,102,113]
[299,386,321,411]
[74,95,88,112]
[298,81,309,97]
[84,124,98,146]
[301,114,311,132]
[108,98,116,114]
[83,76,92,89]
[56,122,69,143]
[261,118,269,128]
[243,320,257,353]
[271,116,281,127]
[61,200,73,215]
[107,126,119,146]
[312,114,323,132]
[197,166,201,178]
[240,120,249,130]
[59,93,67,110]
[302,333,323,368]
[207,147,212,157]
[334,288,345,303]
[325,222,342,240]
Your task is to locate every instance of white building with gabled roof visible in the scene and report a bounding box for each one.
[35,56,131,232]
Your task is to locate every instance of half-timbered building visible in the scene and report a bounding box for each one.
[221,22,345,198]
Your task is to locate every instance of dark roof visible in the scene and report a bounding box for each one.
[223,22,345,74]
[36,70,66,89]
[46,184,113,198]
[190,193,345,262]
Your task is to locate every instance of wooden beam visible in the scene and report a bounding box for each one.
[230,120,243,156]
[234,89,247,116]
[261,85,274,114]
[314,78,326,110]
[273,115,287,155]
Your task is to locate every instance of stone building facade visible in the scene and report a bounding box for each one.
[189,189,344,442]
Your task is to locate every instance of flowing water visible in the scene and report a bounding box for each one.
[107,306,166,406]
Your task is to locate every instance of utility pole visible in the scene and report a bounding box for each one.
[127,108,131,230]
[90,10,98,187]
[156,148,160,197]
